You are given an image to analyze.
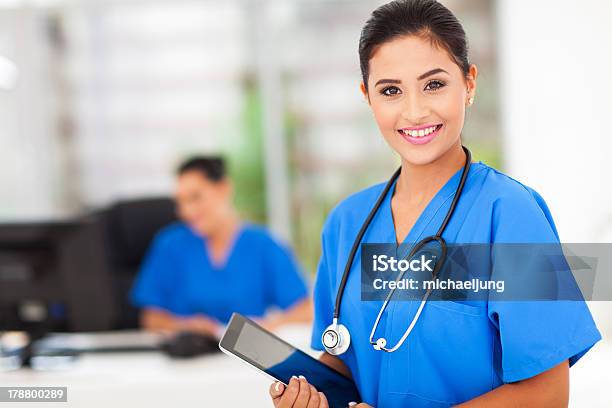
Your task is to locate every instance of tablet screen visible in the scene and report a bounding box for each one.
[220,313,361,408]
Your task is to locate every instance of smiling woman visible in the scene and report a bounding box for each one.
[268,1,601,408]
[361,31,476,169]
[130,156,312,338]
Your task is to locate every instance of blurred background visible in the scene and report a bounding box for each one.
[0,0,502,271]
[0,0,610,406]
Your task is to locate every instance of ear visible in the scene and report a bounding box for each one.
[466,64,478,97]
[215,178,232,198]
[224,179,233,196]
[359,81,370,104]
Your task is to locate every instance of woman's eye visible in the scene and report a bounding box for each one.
[424,80,445,91]
[381,86,401,96]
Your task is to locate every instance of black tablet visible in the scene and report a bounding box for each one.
[219,313,361,408]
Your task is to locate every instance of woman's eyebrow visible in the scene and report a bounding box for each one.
[374,78,401,87]
[374,68,449,87]
[417,68,448,80]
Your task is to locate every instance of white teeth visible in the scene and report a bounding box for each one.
[401,125,439,138]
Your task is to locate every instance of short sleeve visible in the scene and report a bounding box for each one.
[129,232,176,311]
[264,234,309,310]
[310,220,336,351]
[488,188,602,383]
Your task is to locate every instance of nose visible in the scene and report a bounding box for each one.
[400,91,430,124]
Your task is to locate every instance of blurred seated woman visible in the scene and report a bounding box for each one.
[130,156,312,337]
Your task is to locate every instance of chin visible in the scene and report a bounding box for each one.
[187,222,209,237]
[394,145,445,167]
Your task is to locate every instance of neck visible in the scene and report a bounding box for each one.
[395,141,466,203]
[208,211,240,245]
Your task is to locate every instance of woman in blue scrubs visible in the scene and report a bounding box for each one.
[130,156,311,337]
[269,1,601,407]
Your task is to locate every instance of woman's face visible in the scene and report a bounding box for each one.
[175,171,233,236]
[363,35,477,166]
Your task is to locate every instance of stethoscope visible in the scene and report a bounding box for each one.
[322,146,472,355]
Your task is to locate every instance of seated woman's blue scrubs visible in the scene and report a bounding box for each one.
[310,161,601,407]
[130,223,308,324]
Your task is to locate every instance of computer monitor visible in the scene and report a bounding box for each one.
[0,199,176,367]
[0,218,116,335]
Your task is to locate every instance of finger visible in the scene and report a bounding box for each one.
[306,385,320,408]
[269,381,285,398]
[294,376,312,407]
[277,376,300,408]
[269,381,285,406]
[318,392,329,408]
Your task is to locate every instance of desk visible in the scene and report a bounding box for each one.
[0,325,316,408]
[1,352,275,407]
[1,327,610,407]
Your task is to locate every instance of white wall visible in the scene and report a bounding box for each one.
[496,0,612,363]
[0,6,69,221]
[497,0,612,242]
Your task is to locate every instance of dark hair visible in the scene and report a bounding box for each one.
[359,0,470,92]
[177,156,226,182]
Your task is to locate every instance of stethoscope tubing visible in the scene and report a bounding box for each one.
[330,146,472,353]
[368,235,447,352]
[332,166,402,320]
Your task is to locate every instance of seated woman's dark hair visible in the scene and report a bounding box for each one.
[177,156,226,182]
[359,0,470,92]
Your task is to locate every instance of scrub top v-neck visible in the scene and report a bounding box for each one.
[310,161,601,408]
[202,226,242,272]
[131,223,309,324]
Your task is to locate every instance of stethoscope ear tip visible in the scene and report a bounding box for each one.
[373,337,386,351]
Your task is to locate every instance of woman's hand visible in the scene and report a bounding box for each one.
[269,376,329,408]
[255,298,314,333]
[269,376,370,408]
[180,314,221,337]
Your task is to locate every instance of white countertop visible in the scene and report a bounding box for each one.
[1,326,610,407]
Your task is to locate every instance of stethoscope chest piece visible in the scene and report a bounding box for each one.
[322,319,351,355]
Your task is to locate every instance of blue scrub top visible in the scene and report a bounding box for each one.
[311,161,601,407]
[130,223,308,324]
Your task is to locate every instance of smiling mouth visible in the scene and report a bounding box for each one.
[398,124,443,138]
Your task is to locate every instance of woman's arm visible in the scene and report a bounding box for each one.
[269,357,569,408]
[259,298,314,332]
[455,360,569,407]
[140,307,221,336]
[319,351,352,378]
